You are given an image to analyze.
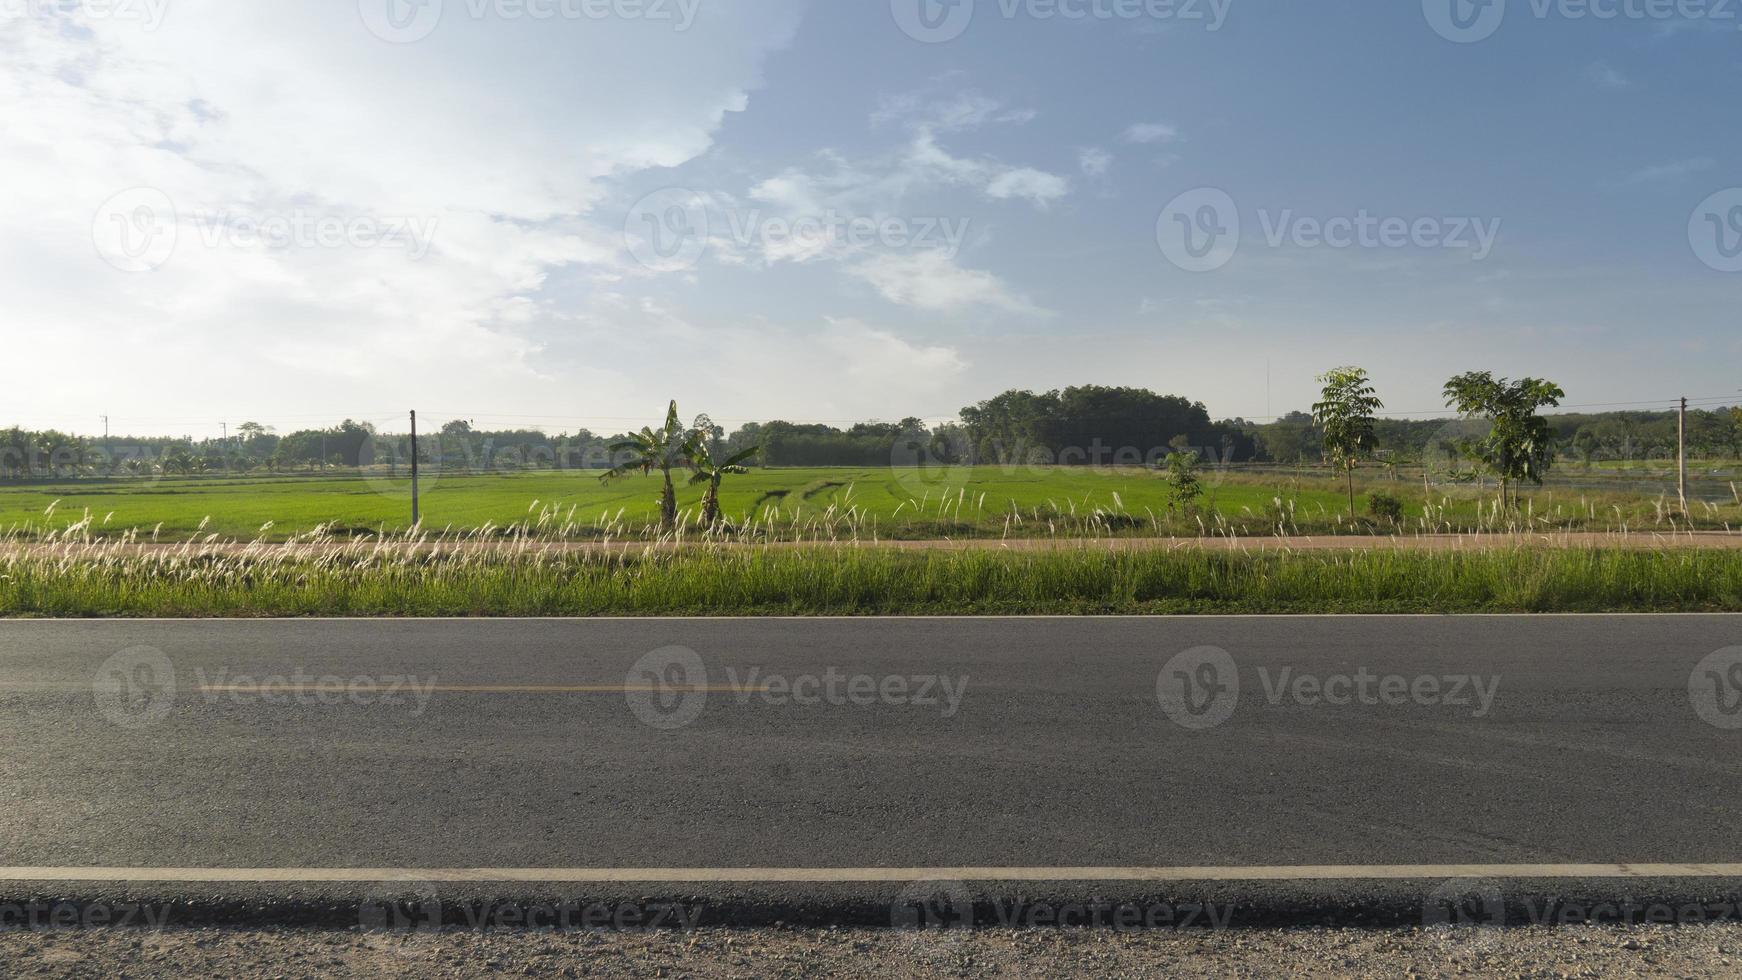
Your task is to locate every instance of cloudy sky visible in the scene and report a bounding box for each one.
[4,0,1739,437]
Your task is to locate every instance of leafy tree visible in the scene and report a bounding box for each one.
[1442,372,1565,510]
[1312,367,1385,517]
[600,401,692,529]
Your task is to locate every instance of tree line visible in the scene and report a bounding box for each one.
[3,382,1738,482]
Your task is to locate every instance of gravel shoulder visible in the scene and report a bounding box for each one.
[3,925,1742,978]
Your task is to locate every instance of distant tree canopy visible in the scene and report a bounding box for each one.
[958,386,1256,466]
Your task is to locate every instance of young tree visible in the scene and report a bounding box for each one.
[1442,372,1566,511]
[1163,450,1203,512]
[1312,367,1385,517]
[600,401,692,529]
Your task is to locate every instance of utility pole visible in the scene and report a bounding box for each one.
[1678,396,1689,517]
[410,410,421,527]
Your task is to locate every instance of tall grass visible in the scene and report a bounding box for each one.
[4,528,1739,617]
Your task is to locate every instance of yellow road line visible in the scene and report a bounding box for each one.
[194,684,765,695]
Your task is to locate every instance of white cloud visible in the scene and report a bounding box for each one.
[1122,122,1179,144]
[1078,147,1113,179]
[985,168,1071,206]
[0,2,803,422]
[852,252,1046,315]
[1585,62,1633,90]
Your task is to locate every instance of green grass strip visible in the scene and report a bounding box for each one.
[4,546,1741,617]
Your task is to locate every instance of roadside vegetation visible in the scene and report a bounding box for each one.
[3,367,1741,618]
[4,531,1740,617]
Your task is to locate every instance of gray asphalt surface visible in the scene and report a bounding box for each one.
[4,616,1742,927]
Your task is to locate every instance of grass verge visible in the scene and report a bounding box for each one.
[4,544,1741,617]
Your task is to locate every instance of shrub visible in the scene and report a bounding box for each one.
[1367,491,1404,525]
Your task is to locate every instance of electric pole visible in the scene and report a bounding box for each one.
[410,410,421,527]
[1678,396,1689,517]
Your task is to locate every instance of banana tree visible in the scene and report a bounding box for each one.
[687,438,761,528]
[600,401,692,529]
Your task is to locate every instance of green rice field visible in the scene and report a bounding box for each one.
[1,465,1736,542]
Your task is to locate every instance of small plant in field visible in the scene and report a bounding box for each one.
[1367,491,1404,526]
[1163,451,1203,512]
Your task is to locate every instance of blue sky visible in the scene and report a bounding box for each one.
[3,0,1738,436]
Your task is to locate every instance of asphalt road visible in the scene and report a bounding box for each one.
[4,616,1742,927]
